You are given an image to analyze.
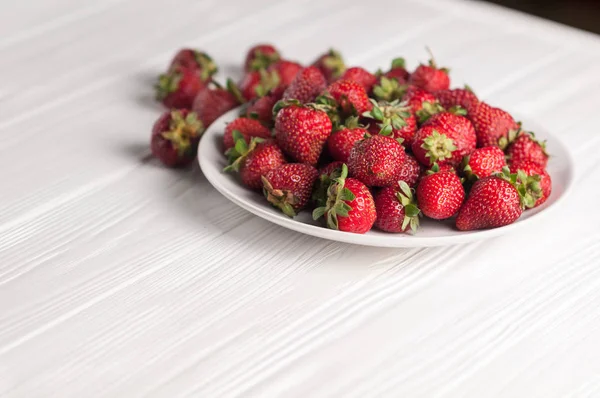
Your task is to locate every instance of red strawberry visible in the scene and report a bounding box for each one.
[282,66,327,103]
[340,67,377,93]
[224,136,286,190]
[245,93,278,127]
[418,112,477,165]
[409,57,450,92]
[168,49,218,79]
[398,153,423,188]
[274,101,332,165]
[347,134,406,187]
[372,76,408,102]
[312,164,376,234]
[509,160,552,207]
[402,86,440,114]
[435,86,479,114]
[223,117,271,151]
[469,102,519,148]
[504,131,549,168]
[463,146,506,179]
[268,60,303,95]
[318,161,344,177]
[327,117,368,163]
[416,170,464,219]
[151,110,204,168]
[244,44,281,71]
[363,99,417,147]
[311,49,346,83]
[262,163,318,217]
[239,69,280,101]
[374,181,421,233]
[155,67,207,109]
[192,80,244,128]
[323,79,372,116]
[412,126,456,167]
[384,57,410,83]
[455,168,542,230]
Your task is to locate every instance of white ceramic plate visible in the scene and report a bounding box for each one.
[198,108,575,247]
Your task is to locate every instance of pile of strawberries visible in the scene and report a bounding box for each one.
[150,44,551,234]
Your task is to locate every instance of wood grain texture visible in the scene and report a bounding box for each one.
[1,0,600,396]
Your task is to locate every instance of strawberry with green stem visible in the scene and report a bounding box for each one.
[262,163,318,217]
[312,164,376,234]
[375,181,421,233]
[327,116,368,163]
[417,167,465,219]
[462,146,506,180]
[340,67,377,93]
[192,79,245,128]
[244,44,281,71]
[223,117,271,152]
[312,49,346,83]
[362,99,417,147]
[509,160,551,207]
[503,130,549,168]
[347,134,406,187]
[151,110,204,168]
[409,48,450,92]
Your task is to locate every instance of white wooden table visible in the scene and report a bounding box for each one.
[2,0,600,396]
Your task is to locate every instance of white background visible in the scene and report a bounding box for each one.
[1,0,600,396]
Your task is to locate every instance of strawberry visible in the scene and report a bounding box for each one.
[409,57,450,92]
[509,160,552,207]
[363,99,417,147]
[155,67,207,109]
[455,168,542,230]
[398,153,423,188]
[347,134,406,187]
[262,163,318,217]
[384,57,410,83]
[326,117,368,163]
[274,101,332,165]
[311,49,346,83]
[312,164,376,234]
[268,60,303,95]
[239,69,280,101]
[412,126,456,167]
[435,86,479,115]
[244,44,281,71]
[192,80,244,128]
[372,76,407,102]
[374,181,421,233]
[168,49,218,78]
[151,110,204,168]
[463,146,506,180]
[224,135,286,190]
[402,86,440,114]
[416,170,464,219]
[282,66,327,103]
[504,131,549,168]
[322,79,372,117]
[223,117,271,152]
[417,111,477,165]
[469,102,519,148]
[340,67,377,93]
[318,161,344,177]
[245,93,278,127]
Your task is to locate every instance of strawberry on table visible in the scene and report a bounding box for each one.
[347,134,406,187]
[261,163,319,217]
[313,164,376,234]
[155,66,208,109]
[409,55,450,92]
[327,117,368,163]
[274,101,333,165]
[282,66,327,103]
[504,131,549,168]
[192,80,244,128]
[375,181,421,233]
[455,168,542,230]
[416,168,465,219]
[340,67,377,93]
[224,135,286,190]
[509,160,552,207]
[363,99,417,147]
[168,49,217,77]
[223,117,271,152]
[151,110,204,168]
[463,146,506,180]
[469,102,519,148]
[311,48,346,83]
[244,44,281,71]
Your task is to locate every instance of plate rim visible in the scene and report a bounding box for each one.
[198,107,576,248]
